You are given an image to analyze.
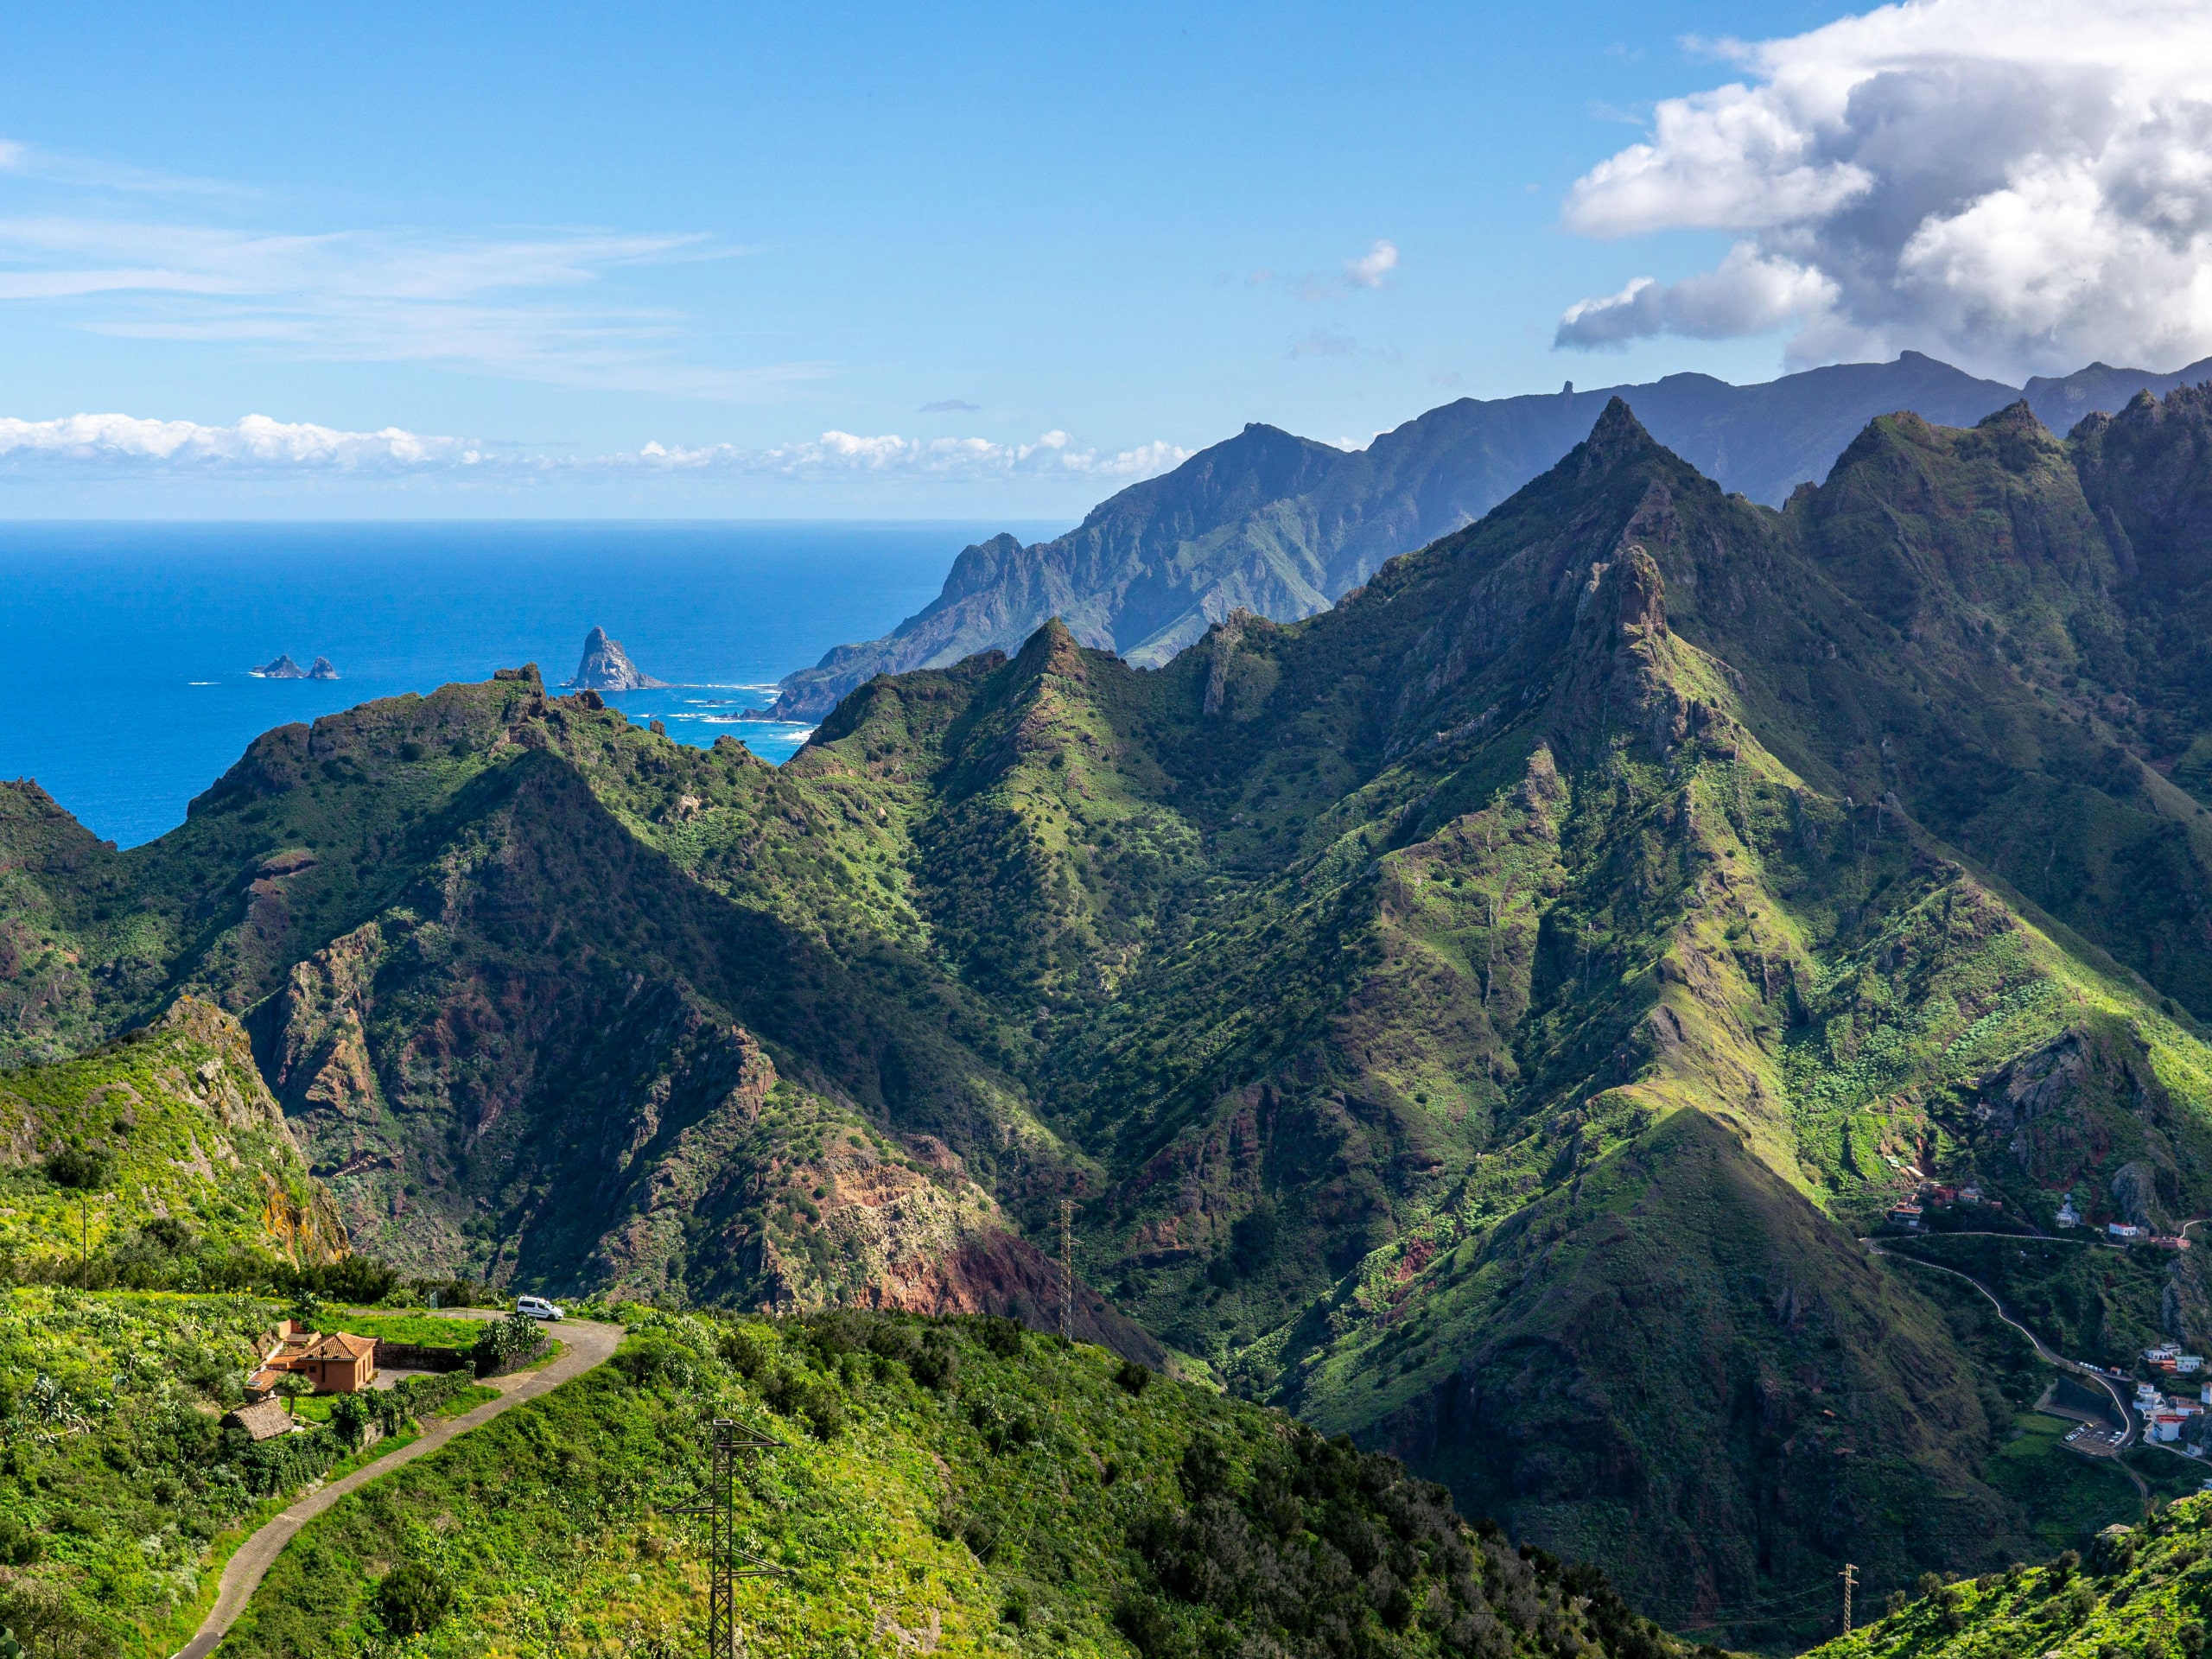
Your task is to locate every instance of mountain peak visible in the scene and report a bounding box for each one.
[1587,395,1657,454]
[564,626,669,691]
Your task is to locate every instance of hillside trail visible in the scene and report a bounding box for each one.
[1862,1239,2152,1511]
[174,1312,622,1659]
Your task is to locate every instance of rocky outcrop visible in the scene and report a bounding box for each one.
[307,657,339,681]
[564,626,668,690]
[251,654,306,679]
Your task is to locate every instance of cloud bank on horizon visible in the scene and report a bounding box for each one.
[0,410,1193,484]
[1555,0,2212,379]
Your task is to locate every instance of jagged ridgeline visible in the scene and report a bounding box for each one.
[17,388,2212,1642]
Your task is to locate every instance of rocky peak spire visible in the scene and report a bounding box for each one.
[564,626,669,691]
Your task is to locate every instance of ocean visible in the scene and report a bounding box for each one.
[0,520,1061,848]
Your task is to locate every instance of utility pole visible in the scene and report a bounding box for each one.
[1058,1199,1075,1342]
[1840,1563,1856,1636]
[668,1419,785,1659]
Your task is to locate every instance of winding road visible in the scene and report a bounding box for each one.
[174,1313,622,1659]
[1863,1238,2153,1509]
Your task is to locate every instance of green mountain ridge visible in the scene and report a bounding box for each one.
[766,352,2209,719]
[21,387,2212,1644]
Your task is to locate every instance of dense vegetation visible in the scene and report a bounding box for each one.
[221,1307,1694,1659]
[1807,1494,2212,1658]
[20,387,2212,1639]
[0,1287,321,1657]
[0,999,345,1280]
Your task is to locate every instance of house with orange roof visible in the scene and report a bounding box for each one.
[246,1319,378,1397]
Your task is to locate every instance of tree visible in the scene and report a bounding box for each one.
[0,1580,115,1659]
[374,1564,453,1637]
[274,1373,315,1416]
[289,1289,323,1332]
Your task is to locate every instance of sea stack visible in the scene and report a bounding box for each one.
[307,657,339,681]
[564,626,668,690]
[251,654,307,679]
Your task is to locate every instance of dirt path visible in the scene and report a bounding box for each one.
[174,1315,621,1659]
[1864,1239,2152,1510]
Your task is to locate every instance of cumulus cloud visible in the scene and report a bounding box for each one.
[1557,243,1838,347]
[0,412,480,471]
[1554,0,2212,378]
[0,410,1192,486]
[1344,239,1399,288]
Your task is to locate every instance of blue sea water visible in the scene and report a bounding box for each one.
[0,521,1061,848]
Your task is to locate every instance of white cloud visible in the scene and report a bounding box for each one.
[0,140,794,397]
[0,410,1192,486]
[1553,0,2212,378]
[1557,243,1838,347]
[638,429,1192,480]
[0,412,479,471]
[1344,239,1399,288]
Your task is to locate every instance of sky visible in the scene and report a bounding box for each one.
[1,0,2208,518]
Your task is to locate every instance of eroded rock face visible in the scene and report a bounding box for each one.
[563,626,668,690]
[251,654,306,679]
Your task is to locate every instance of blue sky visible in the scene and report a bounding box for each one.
[0,0,2192,517]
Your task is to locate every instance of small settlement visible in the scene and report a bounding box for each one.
[2139,1346,2212,1441]
[218,1319,385,1440]
[1885,1182,2194,1249]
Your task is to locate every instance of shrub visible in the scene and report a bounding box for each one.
[718,1327,768,1378]
[374,1562,454,1637]
[470,1313,545,1376]
[977,1315,1025,1357]
[1115,1358,1153,1395]
[42,1148,110,1191]
[0,1513,40,1565]
[2047,1549,2081,1586]
[803,1390,843,1441]
[907,1332,957,1391]
[1111,1594,1177,1657]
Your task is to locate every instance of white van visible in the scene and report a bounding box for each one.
[516,1294,564,1321]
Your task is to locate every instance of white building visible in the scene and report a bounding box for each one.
[2057,1195,2082,1227]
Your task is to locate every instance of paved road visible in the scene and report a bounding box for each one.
[1864,1239,2152,1509]
[174,1314,621,1659]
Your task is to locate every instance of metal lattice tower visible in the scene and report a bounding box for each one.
[669,1419,784,1658]
[1839,1562,1856,1636]
[1059,1199,1075,1341]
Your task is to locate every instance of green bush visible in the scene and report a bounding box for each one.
[469,1313,546,1376]
[373,1563,453,1637]
[41,1148,108,1192]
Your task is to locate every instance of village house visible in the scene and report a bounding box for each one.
[221,1400,295,1441]
[246,1319,379,1398]
[2111,1222,2147,1241]
[2056,1195,2083,1228]
[1888,1203,1923,1229]
[2156,1413,2187,1442]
